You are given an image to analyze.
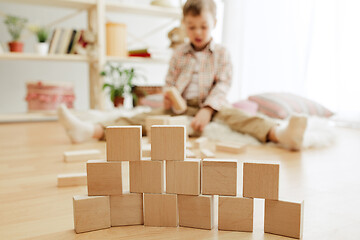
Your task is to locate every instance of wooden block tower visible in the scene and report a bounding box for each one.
[71,125,304,239]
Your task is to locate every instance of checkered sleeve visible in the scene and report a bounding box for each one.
[165,51,179,88]
[203,48,233,111]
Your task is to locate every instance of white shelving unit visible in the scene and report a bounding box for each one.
[0,53,91,62]
[0,0,181,109]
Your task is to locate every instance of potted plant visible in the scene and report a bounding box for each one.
[4,14,28,53]
[101,63,146,107]
[29,25,50,55]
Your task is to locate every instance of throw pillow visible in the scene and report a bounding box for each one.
[248,92,334,119]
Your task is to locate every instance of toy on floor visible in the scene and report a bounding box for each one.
[72,125,304,239]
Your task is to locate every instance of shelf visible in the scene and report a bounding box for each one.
[106,56,170,64]
[0,0,96,9]
[106,1,182,18]
[0,53,91,62]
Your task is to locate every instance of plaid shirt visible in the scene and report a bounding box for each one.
[165,40,233,111]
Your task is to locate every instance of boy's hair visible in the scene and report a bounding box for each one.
[183,0,216,19]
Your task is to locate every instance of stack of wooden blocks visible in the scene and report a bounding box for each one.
[72,125,304,239]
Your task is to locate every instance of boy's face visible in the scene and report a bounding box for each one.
[183,11,216,51]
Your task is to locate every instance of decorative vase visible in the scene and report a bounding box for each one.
[8,41,24,52]
[113,96,124,107]
[35,42,49,56]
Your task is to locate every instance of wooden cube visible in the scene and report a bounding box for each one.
[165,86,187,112]
[193,136,208,149]
[167,116,188,126]
[200,149,215,159]
[178,195,214,230]
[243,162,279,200]
[186,149,196,158]
[57,173,87,187]
[151,125,186,161]
[142,143,151,158]
[73,195,110,233]
[201,159,238,196]
[64,149,101,162]
[110,193,143,226]
[265,200,304,239]
[144,193,178,227]
[215,142,246,154]
[218,196,253,232]
[87,160,124,196]
[145,115,170,129]
[166,159,200,195]
[129,160,164,193]
[106,126,141,161]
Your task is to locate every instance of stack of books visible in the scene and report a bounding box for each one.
[48,29,86,55]
[128,49,151,58]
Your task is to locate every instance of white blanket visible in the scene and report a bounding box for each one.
[74,106,336,149]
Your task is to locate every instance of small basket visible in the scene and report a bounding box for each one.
[25,81,75,112]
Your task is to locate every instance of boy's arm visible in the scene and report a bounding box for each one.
[203,49,233,111]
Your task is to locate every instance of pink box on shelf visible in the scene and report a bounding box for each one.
[25,81,75,112]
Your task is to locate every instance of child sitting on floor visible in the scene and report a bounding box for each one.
[58,0,307,151]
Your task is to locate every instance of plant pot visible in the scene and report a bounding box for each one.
[114,96,124,107]
[35,42,49,56]
[8,41,24,52]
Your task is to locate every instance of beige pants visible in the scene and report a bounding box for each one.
[101,100,276,143]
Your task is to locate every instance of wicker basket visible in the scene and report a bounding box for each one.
[25,81,75,112]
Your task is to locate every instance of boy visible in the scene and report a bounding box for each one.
[59,0,307,151]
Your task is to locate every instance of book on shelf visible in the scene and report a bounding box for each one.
[128,48,151,58]
[54,29,65,54]
[48,29,61,54]
[48,28,88,55]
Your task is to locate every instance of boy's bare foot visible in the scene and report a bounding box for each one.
[57,104,95,143]
[274,115,308,151]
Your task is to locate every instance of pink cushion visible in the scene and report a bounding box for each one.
[232,100,259,115]
[248,92,334,119]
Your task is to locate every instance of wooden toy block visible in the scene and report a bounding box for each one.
[151,125,186,161]
[200,149,215,159]
[145,115,170,129]
[129,160,164,193]
[215,142,246,154]
[201,159,238,196]
[73,195,111,233]
[142,143,151,158]
[106,126,141,161]
[193,136,208,149]
[87,160,125,196]
[110,193,143,226]
[186,149,196,158]
[147,129,151,143]
[167,115,188,126]
[165,86,187,112]
[178,195,214,230]
[218,196,253,232]
[57,173,87,187]
[63,149,101,162]
[243,162,279,200]
[265,200,304,239]
[144,193,178,227]
[166,159,200,195]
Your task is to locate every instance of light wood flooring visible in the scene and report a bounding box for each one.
[0,121,360,239]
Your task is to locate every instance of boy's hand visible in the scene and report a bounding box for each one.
[191,107,214,132]
[163,92,172,110]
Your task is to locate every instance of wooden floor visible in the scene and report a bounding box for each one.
[0,121,360,240]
